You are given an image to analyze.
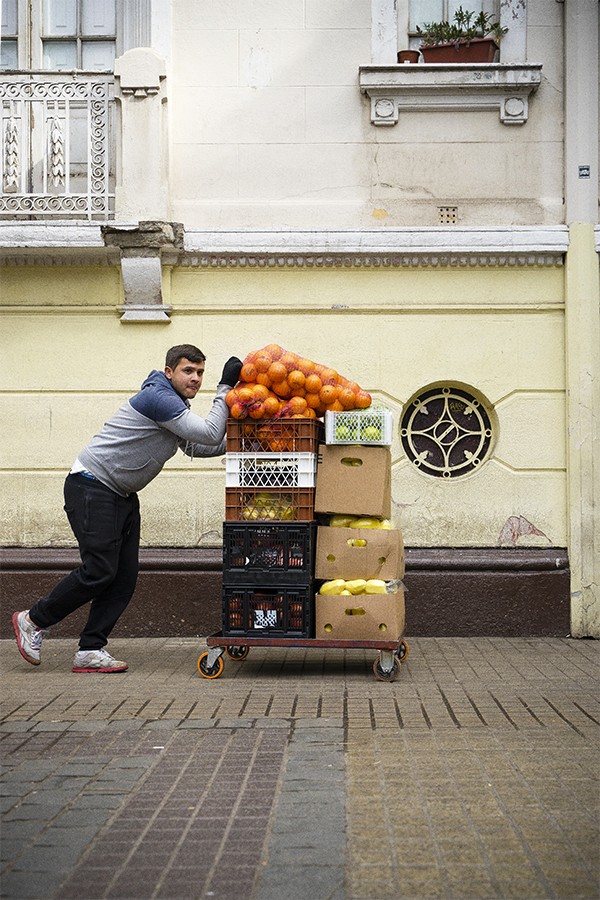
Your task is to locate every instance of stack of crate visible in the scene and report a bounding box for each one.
[221,417,324,638]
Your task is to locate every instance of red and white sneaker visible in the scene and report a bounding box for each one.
[12,611,47,666]
[72,649,128,673]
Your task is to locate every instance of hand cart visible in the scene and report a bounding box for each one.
[197,633,409,682]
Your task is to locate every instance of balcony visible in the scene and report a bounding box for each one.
[0,71,115,220]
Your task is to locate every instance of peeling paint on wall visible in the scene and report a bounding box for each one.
[498,515,549,546]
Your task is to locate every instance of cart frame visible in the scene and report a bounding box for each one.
[198,632,409,682]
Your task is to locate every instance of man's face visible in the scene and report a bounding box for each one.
[165,358,205,400]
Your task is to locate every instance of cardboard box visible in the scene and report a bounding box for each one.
[314,445,392,518]
[315,589,405,641]
[315,526,404,580]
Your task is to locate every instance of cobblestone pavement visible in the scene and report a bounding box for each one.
[1,636,598,899]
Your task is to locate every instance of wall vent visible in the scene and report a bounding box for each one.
[438,206,458,224]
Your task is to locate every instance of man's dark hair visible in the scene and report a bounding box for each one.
[165,345,206,370]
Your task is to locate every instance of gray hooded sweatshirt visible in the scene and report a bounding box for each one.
[77,370,229,496]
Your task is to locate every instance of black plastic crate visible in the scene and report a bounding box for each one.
[223,522,317,585]
[222,583,315,638]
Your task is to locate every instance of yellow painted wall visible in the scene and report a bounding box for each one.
[0,263,566,549]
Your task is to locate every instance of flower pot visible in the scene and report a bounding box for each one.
[397,50,421,64]
[420,38,499,63]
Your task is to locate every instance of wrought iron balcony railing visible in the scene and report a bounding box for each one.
[0,71,115,220]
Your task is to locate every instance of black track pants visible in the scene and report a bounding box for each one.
[29,473,140,650]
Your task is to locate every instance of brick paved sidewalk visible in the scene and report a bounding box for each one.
[1,636,599,899]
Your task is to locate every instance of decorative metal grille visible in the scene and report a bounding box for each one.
[400,385,494,478]
[0,73,114,219]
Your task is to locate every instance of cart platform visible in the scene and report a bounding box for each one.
[198,632,409,681]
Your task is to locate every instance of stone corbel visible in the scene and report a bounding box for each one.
[114,47,165,98]
[359,65,542,127]
[102,221,183,323]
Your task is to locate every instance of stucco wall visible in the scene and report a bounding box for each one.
[168,0,564,228]
[0,261,566,549]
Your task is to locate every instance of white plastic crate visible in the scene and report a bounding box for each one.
[225,452,318,488]
[325,408,394,446]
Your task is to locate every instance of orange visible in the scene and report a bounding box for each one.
[271,380,292,399]
[229,401,246,419]
[325,399,344,412]
[288,370,306,390]
[303,407,317,419]
[263,396,281,418]
[263,343,284,360]
[338,387,356,410]
[319,384,339,405]
[268,361,287,383]
[252,384,269,401]
[305,392,321,409]
[296,358,315,376]
[256,372,272,388]
[225,389,238,407]
[304,374,322,394]
[254,354,271,374]
[320,367,339,385]
[287,395,308,415]
[237,386,255,403]
[248,401,265,419]
[355,390,372,409]
[280,352,299,372]
[239,362,257,383]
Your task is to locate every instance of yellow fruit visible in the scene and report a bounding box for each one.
[347,539,367,547]
[340,590,352,596]
[329,515,357,528]
[380,519,394,530]
[348,517,380,529]
[364,579,387,594]
[319,579,347,595]
[344,579,367,595]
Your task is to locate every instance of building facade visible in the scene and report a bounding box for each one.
[1,0,598,637]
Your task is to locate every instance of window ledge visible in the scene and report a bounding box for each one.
[359,63,543,125]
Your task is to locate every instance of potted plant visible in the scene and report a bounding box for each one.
[417,6,507,63]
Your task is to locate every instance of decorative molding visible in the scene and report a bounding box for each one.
[359,64,543,125]
[0,253,118,266]
[0,226,569,268]
[181,227,568,268]
[177,252,564,269]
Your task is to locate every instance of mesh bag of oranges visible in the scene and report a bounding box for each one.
[225,344,372,420]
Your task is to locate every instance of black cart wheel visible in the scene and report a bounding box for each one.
[225,646,249,661]
[397,640,409,662]
[372,656,401,682]
[197,651,224,679]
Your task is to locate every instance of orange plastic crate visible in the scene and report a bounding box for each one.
[225,487,316,522]
[226,418,324,454]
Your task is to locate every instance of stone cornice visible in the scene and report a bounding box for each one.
[179,227,568,268]
[0,224,569,267]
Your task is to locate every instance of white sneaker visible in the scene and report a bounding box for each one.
[12,611,47,666]
[72,649,128,674]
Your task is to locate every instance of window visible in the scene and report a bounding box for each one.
[1,0,117,70]
[407,0,498,48]
[39,0,116,70]
[400,384,495,478]
[1,0,19,67]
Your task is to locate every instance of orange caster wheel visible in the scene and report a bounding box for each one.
[197,651,224,679]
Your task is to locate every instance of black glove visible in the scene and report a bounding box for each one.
[220,356,243,387]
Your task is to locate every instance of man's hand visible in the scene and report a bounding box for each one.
[220,357,243,387]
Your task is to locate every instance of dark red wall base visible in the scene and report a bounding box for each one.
[0,547,570,640]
